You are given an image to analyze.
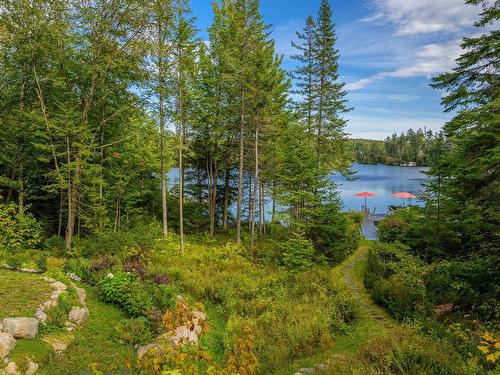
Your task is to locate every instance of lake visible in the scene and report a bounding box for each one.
[332,163,429,213]
[169,163,429,216]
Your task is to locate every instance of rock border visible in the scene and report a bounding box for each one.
[1,274,88,375]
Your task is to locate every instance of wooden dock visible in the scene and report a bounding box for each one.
[360,214,386,241]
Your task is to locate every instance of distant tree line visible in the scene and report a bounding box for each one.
[352,128,447,166]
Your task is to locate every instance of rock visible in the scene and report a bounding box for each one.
[0,333,16,359]
[50,281,67,291]
[50,290,63,301]
[68,307,88,325]
[39,299,57,311]
[4,360,38,375]
[192,310,206,325]
[42,332,74,353]
[25,361,38,375]
[174,326,198,344]
[137,344,158,359]
[299,368,314,374]
[42,277,56,283]
[73,285,86,303]
[34,308,48,323]
[2,318,38,339]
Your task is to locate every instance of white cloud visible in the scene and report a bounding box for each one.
[345,40,462,91]
[365,0,480,36]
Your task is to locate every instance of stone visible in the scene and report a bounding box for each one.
[315,363,328,370]
[5,360,38,375]
[299,368,314,374]
[0,333,16,359]
[42,276,56,283]
[68,307,88,325]
[39,299,57,311]
[174,326,198,344]
[2,318,38,339]
[74,285,86,303]
[34,308,48,323]
[192,310,206,325]
[42,332,74,353]
[137,344,159,359]
[25,361,39,375]
[50,290,64,301]
[50,281,67,291]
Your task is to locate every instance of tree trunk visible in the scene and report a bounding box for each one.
[58,189,64,237]
[178,78,185,253]
[236,91,245,244]
[222,168,230,231]
[272,179,276,222]
[65,137,74,249]
[159,25,168,239]
[250,124,259,251]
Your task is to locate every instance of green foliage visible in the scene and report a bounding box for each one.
[377,207,422,244]
[0,202,42,252]
[305,204,360,264]
[114,317,152,346]
[45,292,76,328]
[328,329,482,375]
[278,232,314,272]
[353,128,445,166]
[365,242,428,320]
[155,240,358,373]
[96,271,153,317]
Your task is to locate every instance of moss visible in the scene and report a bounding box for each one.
[0,269,52,319]
[38,287,136,374]
[8,339,53,372]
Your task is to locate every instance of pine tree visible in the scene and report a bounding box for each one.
[313,0,351,170]
[291,16,317,134]
[428,0,499,255]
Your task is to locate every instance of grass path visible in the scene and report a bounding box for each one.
[329,241,397,356]
[288,241,397,374]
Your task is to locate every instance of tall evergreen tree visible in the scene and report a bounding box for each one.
[427,0,499,255]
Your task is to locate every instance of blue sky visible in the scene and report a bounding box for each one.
[190,0,482,140]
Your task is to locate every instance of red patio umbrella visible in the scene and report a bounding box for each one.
[353,191,377,210]
[391,192,417,206]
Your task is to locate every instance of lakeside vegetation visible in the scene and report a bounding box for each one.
[0,0,498,374]
[352,128,446,166]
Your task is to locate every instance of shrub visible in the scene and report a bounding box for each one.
[377,207,421,244]
[46,257,67,270]
[114,317,152,345]
[305,205,360,264]
[96,271,153,317]
[0,203,42,252]
[147,283,179,312]
[36,253,48,272]
[43,236,65,251]
[65,258,92,282]
[6,256,22,269]
[365,242,428,320]
[278,232,314,272]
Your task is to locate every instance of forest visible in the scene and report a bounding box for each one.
[352,128,446,166]
[0,0,498,374]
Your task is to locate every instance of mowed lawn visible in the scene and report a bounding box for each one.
[0,269,52,319]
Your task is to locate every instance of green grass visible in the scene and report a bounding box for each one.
[0,269,52,319]
[7,339,53,373]
[38,286,136,375]
[284,241,397,374]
